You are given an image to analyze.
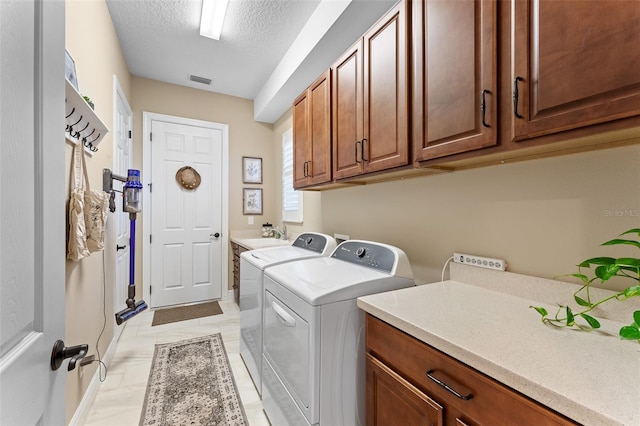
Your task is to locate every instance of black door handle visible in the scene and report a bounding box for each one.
[117,244,127,251]
[51,340,89,371]
[211,233,221,238]
[481,89,491,128]
[513,76,524,119]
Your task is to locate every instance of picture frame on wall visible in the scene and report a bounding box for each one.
[243,188,263,215]
[242,156,262,184]
[65,49,79,90]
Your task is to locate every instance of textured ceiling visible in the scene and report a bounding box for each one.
[106,0,396,122]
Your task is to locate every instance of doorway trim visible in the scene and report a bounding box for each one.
[142,112,230,304]
[112,75,132,342]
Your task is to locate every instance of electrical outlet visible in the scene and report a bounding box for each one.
[453,253,506,271]
[248,216,254,225]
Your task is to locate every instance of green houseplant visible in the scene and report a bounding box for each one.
[530,229,640,343]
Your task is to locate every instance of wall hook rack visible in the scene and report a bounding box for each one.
[65,79,109,154]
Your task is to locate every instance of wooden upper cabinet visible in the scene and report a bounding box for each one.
[511,0,640,141]
[332,42,363,180]
[293,71,332,189]
[333,0,409,180]
[413,0,497,162]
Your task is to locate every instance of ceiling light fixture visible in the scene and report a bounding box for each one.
[200,0,229,40]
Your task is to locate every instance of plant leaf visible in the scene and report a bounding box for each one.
[623,286,640,299]
[530,306,548,317]
[564,273,590,284]
[578,257,615,267]
[566,306,575,326]
[602,239,640,250]
[634,310,640,327]
[595,264,620,281]
[574,294,592,307]
[579,313,601,329]
[619,326,640,340]
[620,229,640,237]
[614,258,640,268]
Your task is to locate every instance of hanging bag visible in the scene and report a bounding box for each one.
[66,144,109,261]
[67,144,90,261]
[79,143,109,253]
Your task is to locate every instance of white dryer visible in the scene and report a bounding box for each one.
[261,240,414,426]
[239,232,336,395]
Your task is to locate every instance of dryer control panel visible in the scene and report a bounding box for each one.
[331,241,396,273]
[292,233,329,253]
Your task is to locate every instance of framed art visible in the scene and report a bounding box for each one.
[242,156,262,184]
[65,49,79,90]
[243,188,263,215]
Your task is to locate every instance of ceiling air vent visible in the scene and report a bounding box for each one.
[189,74,212,85]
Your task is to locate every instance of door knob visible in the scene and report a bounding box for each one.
[117,244,127,251]
[211,232,221,239]
[51,340,89,371]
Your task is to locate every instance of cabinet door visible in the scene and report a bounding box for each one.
[293,71,333,189]
[413,0,497,161]
[293,90,311,188]
[363,0,409,173]
[512,0,640,141]
[367,354,443,426]
[333,40,364,180]
[308,71,332,186]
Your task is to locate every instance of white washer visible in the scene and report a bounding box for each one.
[261,240,414,426]
[239,232,336,395]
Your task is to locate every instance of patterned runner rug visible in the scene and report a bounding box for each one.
[140,334,247,425]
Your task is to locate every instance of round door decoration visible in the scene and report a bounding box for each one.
[175,166,201,190]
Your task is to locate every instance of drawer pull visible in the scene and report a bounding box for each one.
[426,370,473,401]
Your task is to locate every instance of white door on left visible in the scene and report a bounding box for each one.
[150,118,225,307]
[0,0,66,424]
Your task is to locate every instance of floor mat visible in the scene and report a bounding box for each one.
[152,301,223,326]
[140,333,247,425]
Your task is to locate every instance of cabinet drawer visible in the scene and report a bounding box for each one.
[366,315,575,425]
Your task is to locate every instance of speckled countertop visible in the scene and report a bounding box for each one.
[230,235,291,250]
[357,280,640,426]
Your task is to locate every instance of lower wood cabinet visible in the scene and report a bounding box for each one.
[365,315,576,426]
[231,242,249,304]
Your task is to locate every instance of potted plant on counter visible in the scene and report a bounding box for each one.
[530,228,640,343]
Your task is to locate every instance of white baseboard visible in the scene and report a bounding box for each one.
[227,289,234,301]
[68,334,118,426]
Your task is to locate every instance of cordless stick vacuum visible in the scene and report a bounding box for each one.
[115,169,148,325]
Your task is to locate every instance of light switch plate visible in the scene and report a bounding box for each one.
[248,217,254,225]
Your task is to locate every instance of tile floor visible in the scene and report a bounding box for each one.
[81,300,269,425]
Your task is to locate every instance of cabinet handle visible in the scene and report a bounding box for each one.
[355,140,362,163]
[303,161,307,177]
[426,370,473,400]
[481,89,491,128]
[306,161,312,177]
[513,76,524,119]
[361,138,368,162]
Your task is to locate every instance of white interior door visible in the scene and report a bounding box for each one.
[113,78,132,338]
[0,0,66,424]
[150,119,224,307]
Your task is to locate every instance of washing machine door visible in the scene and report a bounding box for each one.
[263,281,321,424]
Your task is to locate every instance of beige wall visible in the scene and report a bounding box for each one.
[321,144,640,291]
[130,77,276,292]
[65,0,131,422]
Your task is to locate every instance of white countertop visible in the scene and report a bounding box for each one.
[230,236,291,250]
[357,281,640,426]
